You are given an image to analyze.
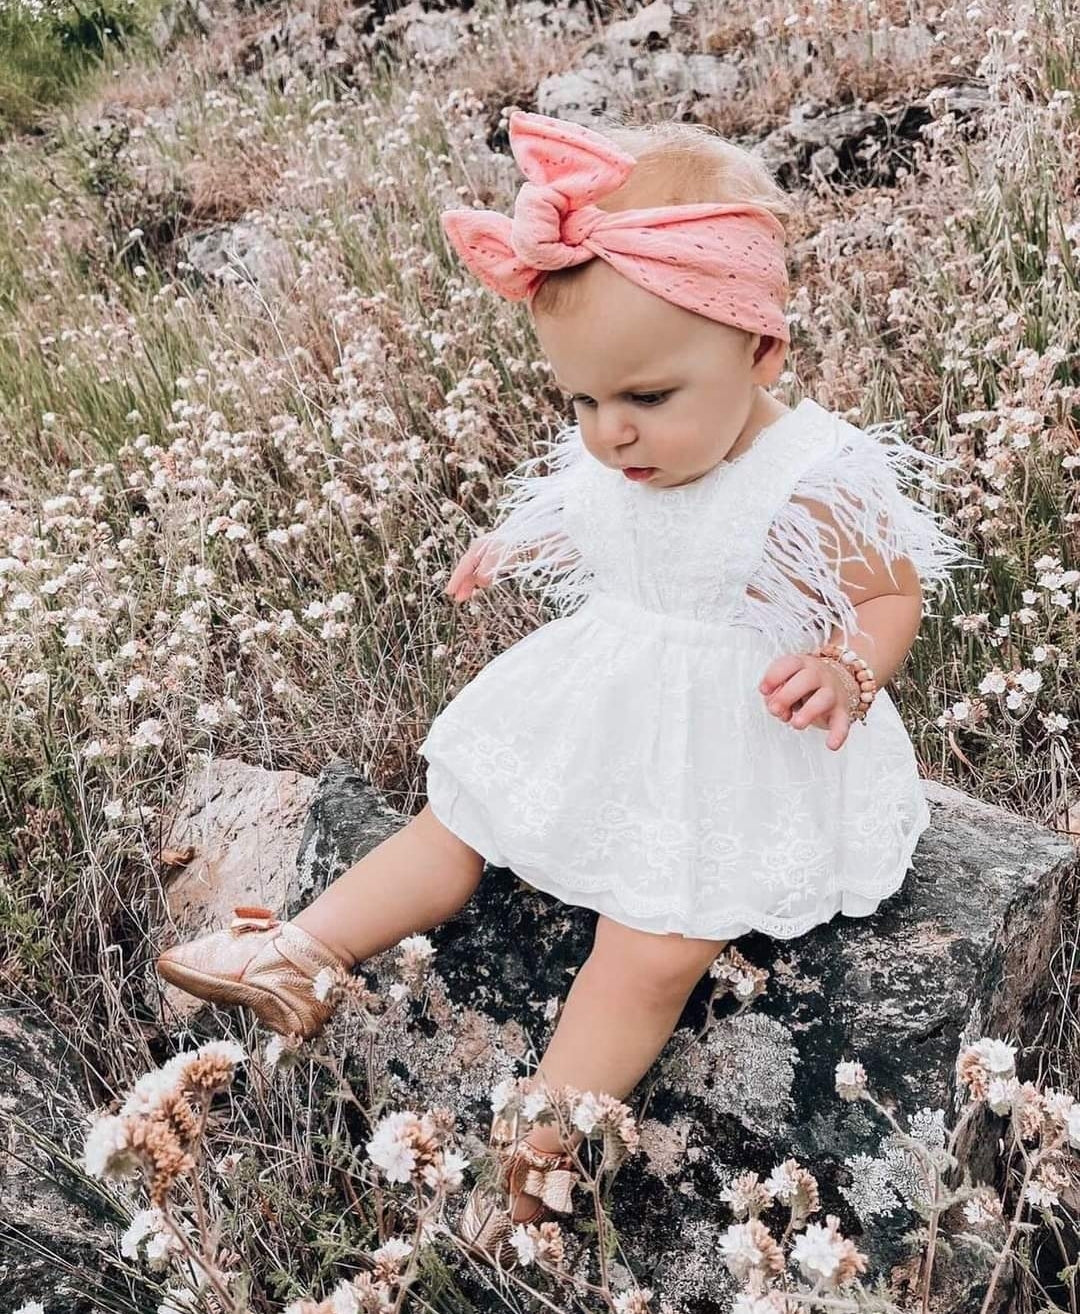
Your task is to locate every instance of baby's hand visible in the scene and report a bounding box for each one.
[445,534,510,603]
[758,653,854,752]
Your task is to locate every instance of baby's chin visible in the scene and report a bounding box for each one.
[655,467,712,489]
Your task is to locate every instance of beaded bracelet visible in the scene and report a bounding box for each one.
[812,643,879,723]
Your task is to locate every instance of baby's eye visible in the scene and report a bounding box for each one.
[569,392,672,408]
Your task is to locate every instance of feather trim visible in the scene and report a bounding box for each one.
[735,417,979,651]
[481,422,595,615]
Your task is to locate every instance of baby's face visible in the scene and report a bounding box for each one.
[532,261,786,489]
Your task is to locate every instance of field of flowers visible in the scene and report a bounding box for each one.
[0,0,1078,1310]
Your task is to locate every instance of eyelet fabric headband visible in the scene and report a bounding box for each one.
[440,109,791,343]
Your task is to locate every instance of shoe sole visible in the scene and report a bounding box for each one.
[156,955,318,1038]
[458,1189,523,1271]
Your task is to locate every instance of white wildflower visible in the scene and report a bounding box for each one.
[120,1206,186,1271]
[573,1091,603,1135]
[792,1220,843,1283]
[978,670,1007,695]
[510,1224,537,1266]
[718,1220,780,1282]
[987,1075,1020,1115]
[130,718,165,750]
[420,1147,469,1193]
[962,1190,1002,1226]
[83,1114,142,1180]
[522,1087,549,1120]
[835,1060,867,1101]
[329,1280,361,1314]
[490,1077,516,1115]
[613,1288,655,1312]
[733,1297,791,1314]
[125,674,151,702]
[366,1111,419,1184]
[195,702,222,726]
[1024,1181,1059,1209]
[371,1236,414,1267]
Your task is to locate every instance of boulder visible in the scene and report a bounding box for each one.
[153,756,1074,1310]
[157,756,317,1024]
[179,219,293,293]
[0,1013,154,1311]
[756,84,990,189]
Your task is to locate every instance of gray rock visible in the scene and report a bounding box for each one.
[289,758,402,918]
[0,1013,153,1310]
[783,23,936,72]
[179,219,292,292]
[157,756,317,1024]
[516,0,594,39]
[149,0,217,51]
[285,762,1070,1311]
[599,0,674,54]
[756,84,989,188]
[382,2,466,67]
[536,65,621,126]
[648,49,743,102]
[536,49,742,124]
[145,755,1070,1308]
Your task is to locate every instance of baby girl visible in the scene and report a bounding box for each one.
[157,109,971,1271]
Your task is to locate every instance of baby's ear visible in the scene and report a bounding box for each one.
[751,334,788,385]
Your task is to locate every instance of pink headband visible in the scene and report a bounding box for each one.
[440,110,790,343]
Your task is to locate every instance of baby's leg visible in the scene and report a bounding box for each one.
[505,917,728,1221]
[291,803,485,968]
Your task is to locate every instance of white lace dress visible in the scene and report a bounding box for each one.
[418,397,974,941]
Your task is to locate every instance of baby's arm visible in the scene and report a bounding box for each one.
[447,424,590,607]
[758,494,925,750]
[808,491,925,684]
[446,531,578,603]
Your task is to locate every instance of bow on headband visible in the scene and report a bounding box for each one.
[440,109,790,343]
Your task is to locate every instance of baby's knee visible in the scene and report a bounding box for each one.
[585,924,721,1005]
[409,803,484,871]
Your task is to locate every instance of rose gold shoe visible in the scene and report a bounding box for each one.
[457,1139,579,1271]
[156,906,348,1040]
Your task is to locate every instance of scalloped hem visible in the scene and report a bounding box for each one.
[422,761,931,942]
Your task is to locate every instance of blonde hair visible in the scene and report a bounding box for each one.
[529,117,792,321]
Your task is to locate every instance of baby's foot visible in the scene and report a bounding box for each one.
[156,906,349,1039]
[508,1187,545,1225]
[503,1139,579,1226]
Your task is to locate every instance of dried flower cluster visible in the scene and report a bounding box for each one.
[83,1040,245,1206]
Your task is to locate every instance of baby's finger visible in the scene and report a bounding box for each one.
[758,653,803,695]
[475,540,507,584]
[825,703,850,752]
[766,663,821,716]
[788,686,833,730]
